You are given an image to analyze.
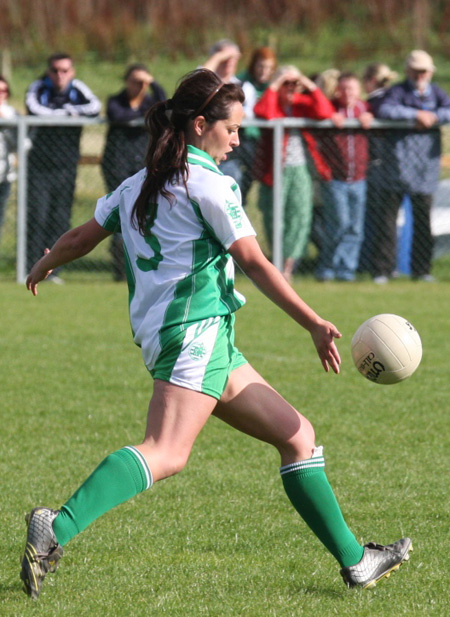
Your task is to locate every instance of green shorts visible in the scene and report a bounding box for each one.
[150,314,247,399]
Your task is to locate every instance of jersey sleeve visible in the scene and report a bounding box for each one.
[94,187,122,233]
[196,174,256,249]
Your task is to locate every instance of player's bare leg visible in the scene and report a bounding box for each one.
[135,379,218,481]
[214,363,411,587]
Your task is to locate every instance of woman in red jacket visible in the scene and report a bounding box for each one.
[254,66,334,281]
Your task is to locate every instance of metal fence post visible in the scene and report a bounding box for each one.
[272,120,284,271]
[16,116,28,284]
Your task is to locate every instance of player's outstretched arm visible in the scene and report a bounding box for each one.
[229,236,342,373]
[26,218,112,296]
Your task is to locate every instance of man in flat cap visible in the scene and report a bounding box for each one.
[369,50,450,282]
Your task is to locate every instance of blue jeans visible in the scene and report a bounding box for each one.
[316,179,367,281]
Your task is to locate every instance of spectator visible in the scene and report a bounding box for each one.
[315,68,341,100]
[372,50,450,282]
[201,39,244,183]
[363,63,398,115]
[224,46,277,206]
[0,76,19,242]
[201,39,242,84]
[25,53,101,278]
[316,72,373,282]
[254,66,334,281]
[102,63,166,281]
[358,63,398,276]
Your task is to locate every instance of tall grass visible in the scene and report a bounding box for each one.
[0,277,449,615]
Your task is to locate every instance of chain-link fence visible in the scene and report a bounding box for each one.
[1,116,450,283]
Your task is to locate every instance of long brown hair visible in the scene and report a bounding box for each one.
[132,69,244,235]
[247,46,277,79]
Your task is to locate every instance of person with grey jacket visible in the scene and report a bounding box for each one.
[371,50,450,282]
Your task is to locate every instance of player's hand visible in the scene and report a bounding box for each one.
[309,319,342,374]
[26,248,53,296]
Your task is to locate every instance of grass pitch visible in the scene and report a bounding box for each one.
[0,277,449,616]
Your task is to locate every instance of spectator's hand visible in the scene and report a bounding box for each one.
[331,112,345,128]
[359,111,374,129]
[416,109,438,129]
[270,70,301,91]
[63,103,79,116]
[203,46,241,72]
[297,74,317,93]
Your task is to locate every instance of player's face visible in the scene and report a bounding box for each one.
[48,59,75,92]
[202,101,243,165]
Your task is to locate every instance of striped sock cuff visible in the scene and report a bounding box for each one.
[122,446,153,490]
[280,446,325,477]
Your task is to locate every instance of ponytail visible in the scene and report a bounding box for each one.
[132,100,188,234]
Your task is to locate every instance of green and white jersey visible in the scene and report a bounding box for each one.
[94,145,256,370]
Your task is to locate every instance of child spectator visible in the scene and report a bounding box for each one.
[316,72,373,281]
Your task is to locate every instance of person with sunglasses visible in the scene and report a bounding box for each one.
[254,66,334,281]
[25,53,101,281]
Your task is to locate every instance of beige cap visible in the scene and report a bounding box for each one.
[406,50,435,71]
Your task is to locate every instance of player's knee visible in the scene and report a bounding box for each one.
[278,417,316,461]
[158,451,190,479]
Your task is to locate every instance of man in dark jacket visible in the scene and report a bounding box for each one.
[101,63,166,281]
[25,53,101,276]
[372,50,450,282]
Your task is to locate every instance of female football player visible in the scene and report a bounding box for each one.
[22,69,411,599]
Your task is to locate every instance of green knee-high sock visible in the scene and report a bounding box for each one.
[281,447,364,568]
[53,446,152,546]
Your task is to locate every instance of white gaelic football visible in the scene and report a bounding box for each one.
[351,314,422,385]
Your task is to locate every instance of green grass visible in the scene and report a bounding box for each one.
[0,277,449,616]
